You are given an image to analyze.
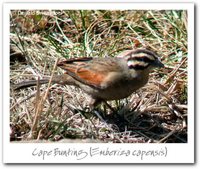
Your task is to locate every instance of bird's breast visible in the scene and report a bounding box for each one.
[90,74,149,100]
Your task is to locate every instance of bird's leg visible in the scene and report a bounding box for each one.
[88,98,101,111]
[88,98,115,113]
[102,100,116,113]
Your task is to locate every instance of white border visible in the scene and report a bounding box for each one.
[3,2,194,163]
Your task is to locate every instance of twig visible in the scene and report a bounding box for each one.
[158,129,177,143]
[164,57,187,85]
[10,91,37,111]
[30,58,59,139]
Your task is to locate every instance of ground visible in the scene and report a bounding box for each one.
[10,10,187,143]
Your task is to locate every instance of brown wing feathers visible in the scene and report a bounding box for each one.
[57,57,107,88]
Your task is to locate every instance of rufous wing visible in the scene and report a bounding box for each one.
[57,58,108,88]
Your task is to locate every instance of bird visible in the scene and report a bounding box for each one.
[13,48,164,109]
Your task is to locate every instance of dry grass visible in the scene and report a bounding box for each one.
[10,10,187,143]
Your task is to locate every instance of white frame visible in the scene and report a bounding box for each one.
[3,2,194,163]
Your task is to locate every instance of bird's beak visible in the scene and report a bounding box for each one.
[154,58,164,68]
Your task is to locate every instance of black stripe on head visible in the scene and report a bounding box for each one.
[132,49,158,59]
[128,64,149,70]
[127,49,163,70]
[128,49,161,67]
[127,55,155,70]
[127,59,150,70]
[129,56,154,64]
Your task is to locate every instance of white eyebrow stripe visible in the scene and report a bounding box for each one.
[127,60,149,67]
[131,53,155,61]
